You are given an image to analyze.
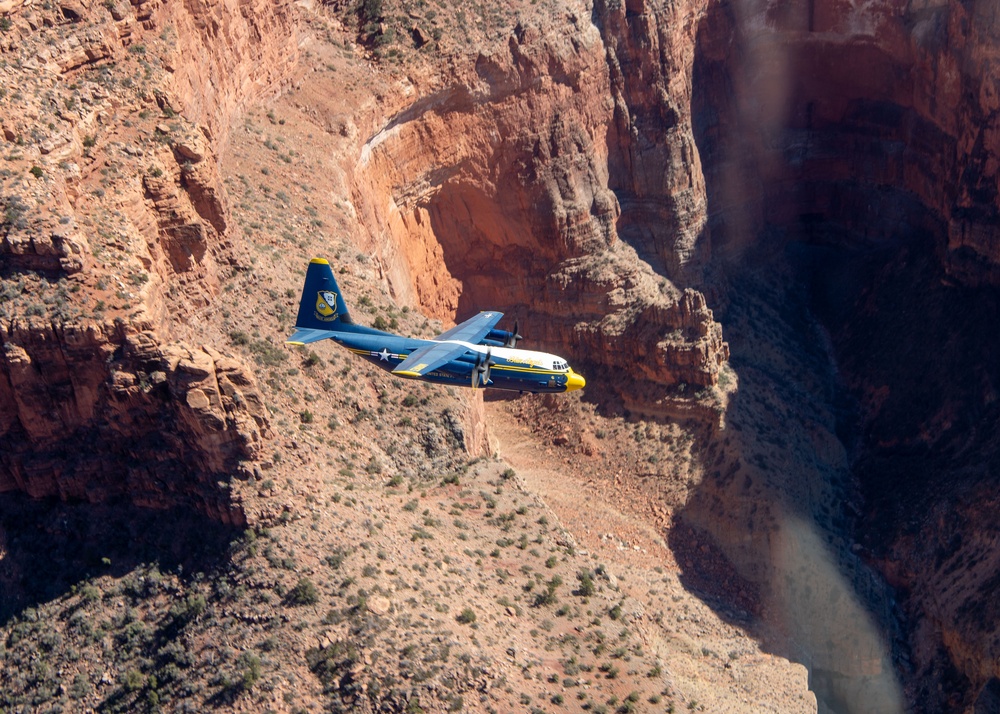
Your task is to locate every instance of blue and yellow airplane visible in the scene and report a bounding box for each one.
[287,259,585,393]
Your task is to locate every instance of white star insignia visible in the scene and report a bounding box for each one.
[379,348,391,362]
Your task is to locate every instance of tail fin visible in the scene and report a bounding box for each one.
[293,258,354,331]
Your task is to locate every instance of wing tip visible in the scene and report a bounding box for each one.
[286,340,306,346]
[310,257,330,265]
[393,370,422,378]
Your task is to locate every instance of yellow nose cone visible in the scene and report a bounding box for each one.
[565,370,586,392]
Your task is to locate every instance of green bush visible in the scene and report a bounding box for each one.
[169,593,206,625]
[122,669,145,692]
[288,577,320,605]
[238,652,262,690]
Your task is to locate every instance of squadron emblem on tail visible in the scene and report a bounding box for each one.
[315,290,339,321]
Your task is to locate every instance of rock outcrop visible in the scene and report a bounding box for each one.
[0,0,297,518]
[157,0,298,145]
[0,318,267,523]
[595,0,711,281]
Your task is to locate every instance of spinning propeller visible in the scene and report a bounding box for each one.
[472,349,495,389]
[505,320,523,348]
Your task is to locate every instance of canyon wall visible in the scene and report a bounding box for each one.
[693,0,1000,285]
[0,0,296,517]
[3,0,998,706]
[594,0,711,281]
[686,0,1000,710]
[351,4,729,399]
[0,319,267,524]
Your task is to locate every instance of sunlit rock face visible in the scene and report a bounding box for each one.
[0,0,294,519]
[351,7,730,398]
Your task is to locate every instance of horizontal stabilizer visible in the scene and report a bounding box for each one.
[286,328,336,345]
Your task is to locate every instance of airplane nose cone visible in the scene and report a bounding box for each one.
[565,370,586,392]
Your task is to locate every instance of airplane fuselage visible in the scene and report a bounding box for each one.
[287,258,585,393]
[329,330,582,393]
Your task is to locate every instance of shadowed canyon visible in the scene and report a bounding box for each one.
[1,0,999,711]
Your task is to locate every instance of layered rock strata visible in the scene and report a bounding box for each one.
[0,0,296,517]
[693,0,1000,286]
[351,7,729,395]
[687,0,1000,709]
[0,319,267,524]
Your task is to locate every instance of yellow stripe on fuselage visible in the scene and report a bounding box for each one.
[492,365,563,376]
[347,346,564,379]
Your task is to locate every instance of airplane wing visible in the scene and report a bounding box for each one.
[393,312,502,376]
[435,311,504,344]
[392,341,472,378]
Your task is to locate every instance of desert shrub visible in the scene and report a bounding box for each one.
[169,593,206,626]
[238,652,262,691]
[306,639,360,693]
[288,577,320,605]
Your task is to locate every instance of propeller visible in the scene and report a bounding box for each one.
[471,348,495,389]
[505,320,523,348]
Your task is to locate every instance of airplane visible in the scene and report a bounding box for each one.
[286,258,586,393]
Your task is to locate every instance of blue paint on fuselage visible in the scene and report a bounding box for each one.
[328,330,571,393]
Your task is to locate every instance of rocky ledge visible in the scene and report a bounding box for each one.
[0,318,268,524]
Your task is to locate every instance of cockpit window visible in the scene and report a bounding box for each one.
[553,361,569,371]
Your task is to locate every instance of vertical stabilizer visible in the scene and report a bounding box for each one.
[294,258,354,330]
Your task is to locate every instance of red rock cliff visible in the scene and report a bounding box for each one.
[0,318,267,524]
[350,9,729,398]
[0,0,295,519]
